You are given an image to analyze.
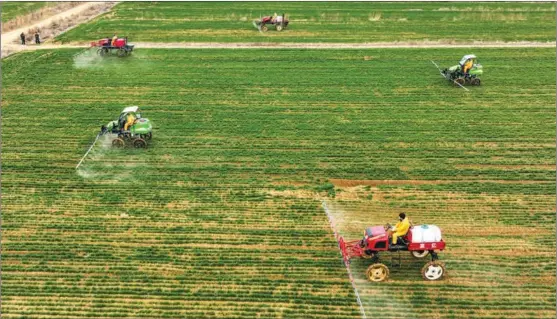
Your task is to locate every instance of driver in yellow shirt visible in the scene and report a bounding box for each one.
[462,58,473,75]
[388,213,410,245]
[124,113,136,131]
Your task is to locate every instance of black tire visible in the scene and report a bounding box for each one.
[276,24,283,32]
[117,48,126,57]
[98,48,109,56]
[112,138,125,148]
[261,25,268,32]
[140,132,152,140]
[454,78,465,86]
[133,138,147,148]
[472,78,481,86]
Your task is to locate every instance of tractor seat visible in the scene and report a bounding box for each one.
[388,237,408,250]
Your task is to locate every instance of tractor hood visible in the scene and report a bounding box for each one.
[470,64,483,75]
[365,226,386,238]
[131,118,152,134]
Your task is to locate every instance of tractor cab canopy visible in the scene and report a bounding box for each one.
[121,106,141,118]
[459,54,477,66]
[118,106,141,129]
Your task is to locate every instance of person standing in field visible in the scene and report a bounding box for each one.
[34,31,40,45]
[20,32,26,45]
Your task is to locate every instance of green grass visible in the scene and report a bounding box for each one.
[1,1,51,23]
[1,48,555,318]
[56,2,556,43]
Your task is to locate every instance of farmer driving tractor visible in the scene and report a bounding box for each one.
[386,213,410,245]
[124,112,136,131]
[461,57,474,75]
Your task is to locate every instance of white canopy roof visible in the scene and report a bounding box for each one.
[459,54,477,65]
[121,106,139,114]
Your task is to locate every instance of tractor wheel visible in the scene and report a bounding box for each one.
[366,263,389,282]
[472,78,481,86]
[276,24,283,31]
[261,25,268,32]
[98,48,109,57]
[133,138,147,148]
[411,250,430,259]
[141,132,152,140]
[454,78,465,86]
[117,48,126,57]
[421,261,446,281]
[112,138,125,148]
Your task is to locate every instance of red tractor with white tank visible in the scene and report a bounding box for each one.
[339,224,446,282]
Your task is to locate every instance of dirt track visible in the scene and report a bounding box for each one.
[3,40,554,55]
[135,41,556,49]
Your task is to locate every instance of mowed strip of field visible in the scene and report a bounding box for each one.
[1,48,555,318]
[56,2,556,43]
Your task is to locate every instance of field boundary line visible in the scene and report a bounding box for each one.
[322,200,367,319]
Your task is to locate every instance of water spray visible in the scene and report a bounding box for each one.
[76,133,101,169]
[322,200,368,319]
[431,60,469,91]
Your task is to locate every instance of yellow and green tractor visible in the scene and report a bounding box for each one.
[100,106,152,148]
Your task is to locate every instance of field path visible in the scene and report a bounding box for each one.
[3,40,554,55]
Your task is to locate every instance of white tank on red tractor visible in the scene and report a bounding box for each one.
[409,225,442,243]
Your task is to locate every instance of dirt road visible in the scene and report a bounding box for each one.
[4,40,554,55]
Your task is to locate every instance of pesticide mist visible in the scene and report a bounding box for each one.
[73,48,154,71]
[73,48,105,69]
[76,134,148,182]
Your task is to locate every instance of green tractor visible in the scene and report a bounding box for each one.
[441,54,483,86]
[100,106,153,148]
